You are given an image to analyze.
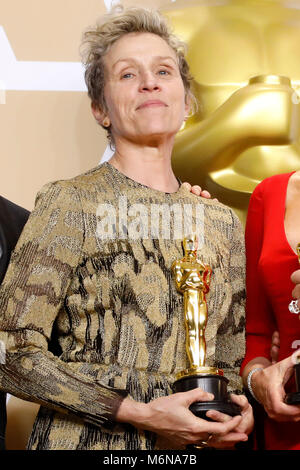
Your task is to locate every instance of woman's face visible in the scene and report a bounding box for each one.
[98,32,189,145]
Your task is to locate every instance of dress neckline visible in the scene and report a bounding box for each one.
[282,171,298,257]
[102,161,186,196]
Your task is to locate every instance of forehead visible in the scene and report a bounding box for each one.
[103,32,178,69]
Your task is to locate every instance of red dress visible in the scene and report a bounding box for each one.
[241,172,300,450]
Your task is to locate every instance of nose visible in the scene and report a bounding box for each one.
[139,71,160,92]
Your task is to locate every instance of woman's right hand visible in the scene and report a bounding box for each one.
[116,388,248,448]
[251,352,300,422]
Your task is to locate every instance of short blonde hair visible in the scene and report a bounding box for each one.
[81,5,196,146]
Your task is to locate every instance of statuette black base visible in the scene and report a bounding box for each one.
[173,374,241,419]
[285,363,300,405]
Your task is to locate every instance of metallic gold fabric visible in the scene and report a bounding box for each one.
[0,162,245,449]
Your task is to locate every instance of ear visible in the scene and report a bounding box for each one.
[91,102,106,125]
[184,95,192,118]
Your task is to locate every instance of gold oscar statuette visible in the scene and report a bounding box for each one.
[171,234,240,418]
[285,242,300,405]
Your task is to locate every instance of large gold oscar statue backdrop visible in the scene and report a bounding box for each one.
[163,0,300,223]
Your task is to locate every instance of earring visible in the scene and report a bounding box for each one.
[102,117,110,128]
[184,111,194,121]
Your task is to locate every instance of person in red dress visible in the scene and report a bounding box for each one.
[241,171,300,450]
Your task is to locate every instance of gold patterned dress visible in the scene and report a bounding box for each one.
[0,162,245,450]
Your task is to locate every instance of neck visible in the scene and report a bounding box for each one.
[108,135,180,193]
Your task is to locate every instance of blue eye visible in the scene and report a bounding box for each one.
[122,73,134,79]
[158,69,169,75]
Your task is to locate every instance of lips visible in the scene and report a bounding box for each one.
[137,100,167,109]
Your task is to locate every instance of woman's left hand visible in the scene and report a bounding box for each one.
[182,182,217,200]
[205,394,254,448]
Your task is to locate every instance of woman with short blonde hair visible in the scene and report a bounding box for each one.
[81,6,196,146]
[0,6,252,450]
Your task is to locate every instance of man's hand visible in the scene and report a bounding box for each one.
[182,182,218,201]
